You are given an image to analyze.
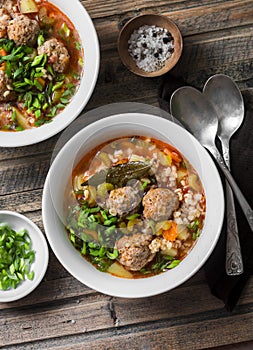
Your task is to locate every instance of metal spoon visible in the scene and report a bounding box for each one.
[170,87,253,238]
[203,74,244,275]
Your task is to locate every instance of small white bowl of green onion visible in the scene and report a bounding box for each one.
[0,211,48,302]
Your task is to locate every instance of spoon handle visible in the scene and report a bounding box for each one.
[208,145,253,232]
[220,138,243,275]
[225,182,243,274]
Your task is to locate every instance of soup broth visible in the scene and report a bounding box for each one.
[66,136,206,279]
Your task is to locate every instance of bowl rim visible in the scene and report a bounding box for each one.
[42,113,224,298]
[0,210,49,302]
[0,0,100,148]
[118,13,183,77]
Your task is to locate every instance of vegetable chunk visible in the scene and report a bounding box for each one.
[19,0,38,14]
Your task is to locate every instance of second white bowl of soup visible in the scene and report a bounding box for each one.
[42,113,224,298]
[0,0,99,147]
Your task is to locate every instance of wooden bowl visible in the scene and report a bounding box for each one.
[118,14,183,77]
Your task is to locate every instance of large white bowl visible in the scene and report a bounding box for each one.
[0,0,100,148]
[42,113,224,298]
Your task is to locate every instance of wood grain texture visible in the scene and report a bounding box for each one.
[1,0,253,349]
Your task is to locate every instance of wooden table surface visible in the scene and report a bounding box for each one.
[1,0,253,349]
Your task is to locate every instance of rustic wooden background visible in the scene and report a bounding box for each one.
[1,0,253,349]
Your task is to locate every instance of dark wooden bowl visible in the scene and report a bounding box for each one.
[118,14,183,77]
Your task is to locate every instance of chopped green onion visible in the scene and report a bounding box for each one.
[167,260,180,269]
[126,213,140,221]
[52,81,64,92]
[62,23,70,37]
[76,42,81,50]
[0,224,35,290]
[37,32,45,47]
[106,249,118,260]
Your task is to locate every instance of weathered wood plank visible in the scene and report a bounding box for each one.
[1,25,252,162]
[0,137,58,162]
[2,301,253,350]
[0,155,50,196]
[81,0,253,29]
[0,276,96,311]
[1,276,253,347]
[0,294,114,347]
[0,189,42,213]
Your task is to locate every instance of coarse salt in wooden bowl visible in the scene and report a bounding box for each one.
[118,14,183,77]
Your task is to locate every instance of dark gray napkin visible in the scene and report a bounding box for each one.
[159,74,253,311]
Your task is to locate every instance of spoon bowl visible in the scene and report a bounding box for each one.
[170,87,218,146]
[203,74,244,141]
[170,86,253,236]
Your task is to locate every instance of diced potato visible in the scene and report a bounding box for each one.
[74,175,84,191]
[177,224,187,233]
[161,247,178,257]
[14,107,31,130]
[177,229,190,241]
[189,174,201,192]
[107,262,133,278]
[98,152,111,167]
[155,220,171,233]
[87,186,96,205]
[158,151,172,166]
[97,182,114,197]
[177,168,188,182]
[38,7,55,25]
[127,219,142,232]
[19,0,38,13]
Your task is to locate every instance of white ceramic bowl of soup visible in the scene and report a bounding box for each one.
[0,0,99,147]
[42,113,224,298]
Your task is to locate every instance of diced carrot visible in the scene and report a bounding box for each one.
[163,148,171,156]
[0,49,7,56]
[164,148,182,163]
[114,158,128,165]
[171,151,182,163]
[0,62,6,71]
[163,222,178,242]
[0,49,7,71]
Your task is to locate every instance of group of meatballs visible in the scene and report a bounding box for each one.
[0,0,70,103]
[104,184,180,272]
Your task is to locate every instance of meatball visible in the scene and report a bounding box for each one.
[7,14,39,46]
[106,186,141,216]
[0,70,15,101]
[38,38,70,73]
[115,233,155,271]
[142,188,179,221]
[0,9,11,38]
